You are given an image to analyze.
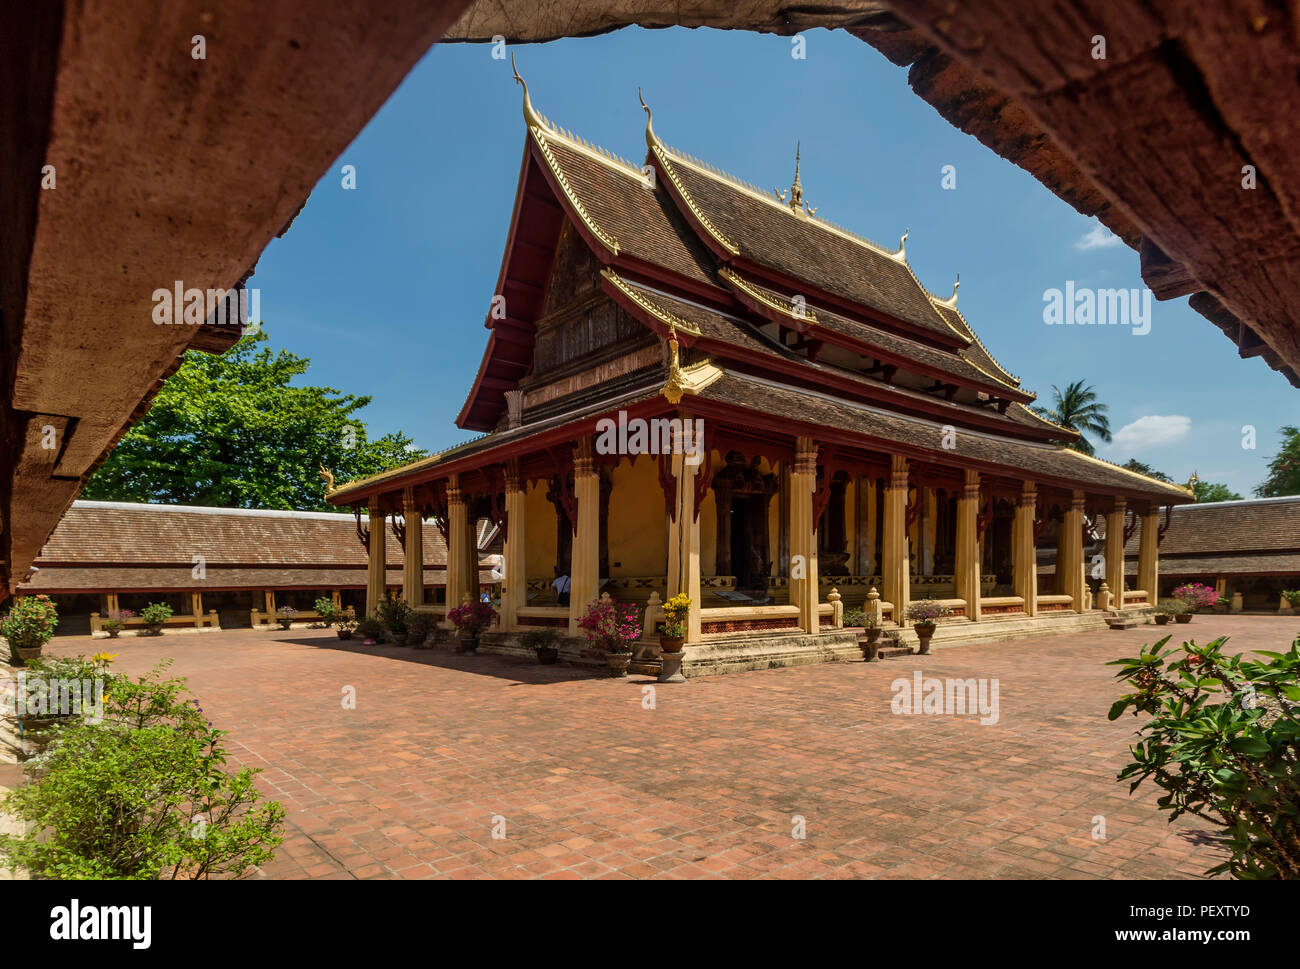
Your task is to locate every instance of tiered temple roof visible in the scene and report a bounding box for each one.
[330,72,1189,507]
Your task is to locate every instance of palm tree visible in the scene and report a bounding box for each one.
[1034,380,1112,456]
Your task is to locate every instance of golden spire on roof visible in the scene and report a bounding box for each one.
[638,88,661,150]
[891,227,910,263]
[511,53,545,130]
[774,142,815,217]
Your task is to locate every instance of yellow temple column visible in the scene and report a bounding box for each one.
[1105,497,1127,608]
[954,469,981,622]
[883,454,910,625]
[1013,482,1038,616]
[1137,507,1159,606]
[666,437,703,642]
[501,462,526,631]
[789,437,820,634]
[568,440,600,635]
[402,486,423,607]
[445,475,469,613]
[1062,490,1086,612]
[366,502,386,618]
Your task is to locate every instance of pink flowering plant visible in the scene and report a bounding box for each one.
[447,601,497,637]
[904,599,952,627]
[1172,583,1218,613]
[1,595,59,650]
[578,597,641,654]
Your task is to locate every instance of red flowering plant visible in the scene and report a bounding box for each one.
[578,597,641,655]
[1,594,59,651]
[447,601,497,637]
[1172,582,1218,613]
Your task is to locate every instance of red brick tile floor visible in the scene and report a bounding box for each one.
[45,615,1300,879]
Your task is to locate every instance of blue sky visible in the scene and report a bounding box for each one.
[252,26,1293,497]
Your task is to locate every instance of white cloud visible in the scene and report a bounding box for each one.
[1075,224,1122,250]
[1111,415,1191,451]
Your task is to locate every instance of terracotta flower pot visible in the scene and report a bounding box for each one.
[11,645,43,667]
[914,622,936,655]
[146,623,164,636]
[1154,614,1170,625]
[337,629,353,640]
[105,628,121,639]
[658,635,685,654]
[1174,614,1192,624]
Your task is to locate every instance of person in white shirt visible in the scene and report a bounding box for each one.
[551,572,570,606]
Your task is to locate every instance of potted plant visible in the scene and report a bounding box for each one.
[578,596,640,677]
[376,592,412,646]
[1,594,59,666]
[1153,598,1179,625]
[1212,596,1230,614]
[1281,589,1300,615]
[1171,582,1217,616]
[139,601,173,636]
[447,601,497,654]
[904,599,952,655]
[335,608,358,640]
[314,596,340,627]
[100,607,134,639]
[658,593,690,653]
[406,610,434,649]
[522,627,561,665]
[355,616,384,645]
[275,605,298,630]
[1159,597,1191,624]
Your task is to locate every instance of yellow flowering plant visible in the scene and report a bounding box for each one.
[660,593,691,638]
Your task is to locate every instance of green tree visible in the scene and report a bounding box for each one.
[1034,380,1112,455]
[1121,459,1173,483]
[1256,425,1300,498]
[83,330,424,510]
[1193,480,1243,503]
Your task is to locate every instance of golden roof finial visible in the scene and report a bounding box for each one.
[638,87,661,150]
[938,272,960,308]
[894,227,910,262]
[662,331,686,404]
[319,464,336,494]
[512,53,545,130]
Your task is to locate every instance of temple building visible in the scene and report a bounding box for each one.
[1123,496,1300,611]
[19,500,497,636]
[323,69,1192,673]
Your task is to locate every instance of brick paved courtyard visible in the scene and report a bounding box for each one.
[46,615,1299,879]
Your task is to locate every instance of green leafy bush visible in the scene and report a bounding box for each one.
[1155,597,1188,616]
[375,592,410,634]
[0,663,284,879]
[522,627,560,651]
[1,594,59,651]
[1108,634,1300,879]
[139,601,174,629]
[406,610,434,645]
[314,597,340,626]
[355,617,384,641]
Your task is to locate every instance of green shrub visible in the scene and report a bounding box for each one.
[139,601,174,628]
[375,592,410,634]
[522,627,560,651]
[1155,597,1188,616]
[1283,590,1300,607]
[355,617,384,641]
[314,597,340,626]
[1,594,59,650]
[0,663,284,879]
[1108,634,1300,879]
[406,610,433,645]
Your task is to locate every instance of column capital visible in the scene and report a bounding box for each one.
[503,458,522,494]
[1110,495,1127,514]
[1071,490,1086,512]
[447,473,464,504]
[962,468,980,501]
[574,437,596,477]
[794,437,818,475]
[889,454,909,489]
[1018,481,1037,507]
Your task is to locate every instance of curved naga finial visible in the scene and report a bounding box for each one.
[319,464,336,494]
[938,272,960,308]
[638,87,661,150]
[512,53,546,129]
[1186,470,1200,494]
[895,227,910,262]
